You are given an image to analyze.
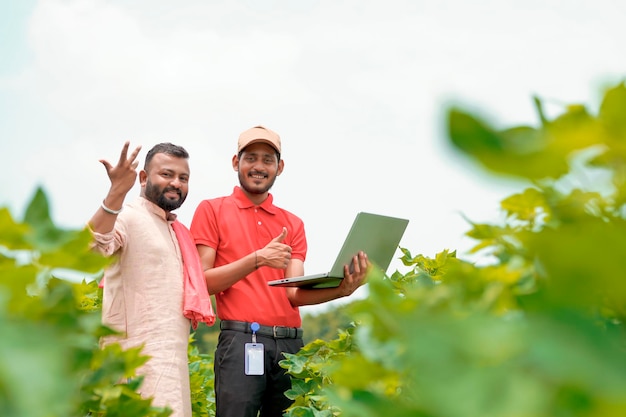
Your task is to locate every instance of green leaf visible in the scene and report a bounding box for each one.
[39,227,111,273]
[525,218,626,308]
[22,187,72,251]
[599,81,626,141]
[0,208,32,250]
[447,107,575,180]
[500,187,549,222]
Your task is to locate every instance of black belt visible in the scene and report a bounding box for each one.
[220,320,303,339]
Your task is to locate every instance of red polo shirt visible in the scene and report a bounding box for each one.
[190,186,307,327]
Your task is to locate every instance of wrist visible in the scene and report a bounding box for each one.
[101,199,123,215]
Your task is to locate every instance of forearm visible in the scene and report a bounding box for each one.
[286,286,349,307]
[204,251,258,294]
[286,257,368,307]
[89,190,127,234]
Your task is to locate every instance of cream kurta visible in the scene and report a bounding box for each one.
[92,197,192,417]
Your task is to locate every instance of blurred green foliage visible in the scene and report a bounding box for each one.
[0,187,210,417]
[4,80,626,417]
[281,81,626,417]
[188,334,215,417]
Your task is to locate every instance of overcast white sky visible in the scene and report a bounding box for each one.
[1,0,625,310]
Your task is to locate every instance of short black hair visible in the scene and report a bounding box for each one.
[144,143,189,170]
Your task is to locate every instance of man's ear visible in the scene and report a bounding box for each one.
[277,159,284,176]
[139,170,148,186]
[232,154,239,171]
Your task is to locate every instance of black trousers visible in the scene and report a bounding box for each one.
[214,329,304,417]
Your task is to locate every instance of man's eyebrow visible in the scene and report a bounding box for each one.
[160,167,188,174]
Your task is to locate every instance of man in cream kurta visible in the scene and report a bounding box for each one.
[93,198,192,417]
[89,142,200,417]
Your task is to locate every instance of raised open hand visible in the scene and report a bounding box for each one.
[100,141,142,194]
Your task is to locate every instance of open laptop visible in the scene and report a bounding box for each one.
[268,212,409,289]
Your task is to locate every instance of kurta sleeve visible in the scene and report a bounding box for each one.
[88,223,127,257]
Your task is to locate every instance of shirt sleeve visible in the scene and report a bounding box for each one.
[190,199,220,249]
[87,222,126,257]
[289,217,307,263]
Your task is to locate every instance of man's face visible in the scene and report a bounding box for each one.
[235,142,283,196]
[141,153,190,211]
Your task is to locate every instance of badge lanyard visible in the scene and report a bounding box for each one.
[245,322,264,375]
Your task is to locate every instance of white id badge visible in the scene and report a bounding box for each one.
[245,343,264,375]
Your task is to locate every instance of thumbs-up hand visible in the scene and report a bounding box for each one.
[272,227,288,244]
[257,227,292,270]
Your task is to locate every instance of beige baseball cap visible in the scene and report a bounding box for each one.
[237,125,281,154]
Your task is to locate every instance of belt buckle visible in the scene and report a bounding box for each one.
[273,325,279,338]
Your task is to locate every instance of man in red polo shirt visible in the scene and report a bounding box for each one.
[190,125,369,417]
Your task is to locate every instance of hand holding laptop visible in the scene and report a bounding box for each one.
[336,250,369,296]
[268,212,409,289]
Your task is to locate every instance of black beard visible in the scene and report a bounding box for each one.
[145,181,186,211]
[238,170,277,195]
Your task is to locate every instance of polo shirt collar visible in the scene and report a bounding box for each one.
[232,186,277,214]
